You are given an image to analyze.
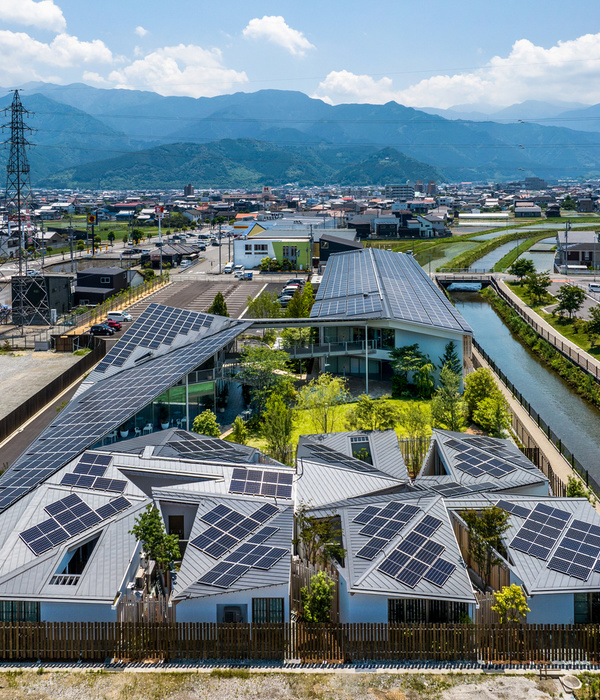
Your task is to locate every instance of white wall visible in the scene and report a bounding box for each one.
[41,601,117,623]
[176,584,289,623]
[527,593,574,624]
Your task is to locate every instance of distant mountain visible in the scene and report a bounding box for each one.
[421,100,589,123]
[543,103,600,133]
[39,140,442,189]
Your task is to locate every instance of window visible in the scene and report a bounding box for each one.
[388,599,468,623]
[50,535,100,585]
[350,436,372,464]
[169,515,185,539]
[0,601,39,623]
[282,246,297,258]
[254,244,268,253]
[245,244,252,253]
[100,276,110,284]
[321,241,329,249]
[253,597,284,623]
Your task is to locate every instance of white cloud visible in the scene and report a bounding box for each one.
[0,30,114,84]
[135,26,148,37]
[314,33,600,108]
[0,0,65,32]
[243,16,314,56]
[82,71,111,86]
[108,44,248,97]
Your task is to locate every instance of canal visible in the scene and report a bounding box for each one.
[452,292,600,482]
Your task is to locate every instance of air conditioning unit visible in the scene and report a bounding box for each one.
[223,606,243,623]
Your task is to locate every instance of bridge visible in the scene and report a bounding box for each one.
[434,272,497,288]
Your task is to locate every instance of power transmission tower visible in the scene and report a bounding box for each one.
[3,91,49,328]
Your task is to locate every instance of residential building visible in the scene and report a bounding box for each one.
[385,184,415,200]
[75,267,128,306]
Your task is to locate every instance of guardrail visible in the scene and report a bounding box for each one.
[283,339,382,358]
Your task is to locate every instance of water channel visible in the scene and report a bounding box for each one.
[452,292,600,483]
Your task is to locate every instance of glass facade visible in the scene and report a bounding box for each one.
[0,601,40,622]
[252,597,284,623]
[388,599,468,623]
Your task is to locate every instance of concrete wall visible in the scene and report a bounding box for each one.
[41,601,117,623]
[175,584,289,623]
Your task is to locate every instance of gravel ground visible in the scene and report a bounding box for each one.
[0,350,80,420]
[0,671,565,700]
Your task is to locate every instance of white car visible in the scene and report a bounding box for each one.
[107,311,133,323]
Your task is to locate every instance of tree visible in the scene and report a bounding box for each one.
[207,291,229,317]
[122,234,129,245]
[463,367,502,421]
[345,394,401,431]
[130,504,180,572]
[261,393,294,464]
[555,284,586,319]
[237,346,290,415]
[294,503,346,567]
[390,344,432,396]
[507,258,535,283]
[300,571,336,623]
[460,506,510,589]
[191,409,221,437]
[472,395,511,437]
[141,268,155,282]
[77,241,85,253]
[228,416,248,445]
[415,360,435,399]
[400,402,432,441]
[285,288,306,318]
[107,231,115,246]
[431,365,465,432]
[566,474,596,504]
[296,373,349,434]
[301,282,315,315]
[491,584,530,624]
[586,305,600,347]
[562,194,577,211]
[438,340,462,375]
[523,271,551,304]
[245,291,282,319]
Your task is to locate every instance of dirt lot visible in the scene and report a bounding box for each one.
[0,350,80,420]
[0,670,566,700]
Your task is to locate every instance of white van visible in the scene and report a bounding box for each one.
[107,310,133,323]
[589,283,600,293]
[223,262,234,274]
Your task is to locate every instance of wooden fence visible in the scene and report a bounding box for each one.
[0,622,600,664]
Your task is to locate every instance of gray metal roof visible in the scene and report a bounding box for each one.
[310,248,472,333]
[0,305,250,513]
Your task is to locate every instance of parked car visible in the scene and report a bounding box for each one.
[280,284,301,296]
[211,238,221,246]
[223,262,234,274]
[90,324,114,336]
[286,278,306,287]
[233,265,245,278]
[107,311,133,322]
[105,319,122,331]
[279,295,294,307]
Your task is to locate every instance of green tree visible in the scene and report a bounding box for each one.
[491,584,530,624]
[463,367,502,421]
[129,504,180,572]
[390,344,430,395]
[207,291,229,317]
[400,402,432,440]
[566,474,596,504]
[415,360,436,399]
[507,258,535,283]
[262,393,294,464]
[296,373,349,433]
[472,395,511,437]
[76,241,85,252]
[285,288,306,318]
[237,346,290,415]
[555,283,586,319]
[191,409,221,437]
[562,194,577,211]
[345,394,401,431]
[141,268,155,282]
[294,503,346,567]
[245,291,282,319]
[438,340,462,375]
[523,270,551,304]
[431,365,465,432]
[107,231,115,246]
[301,282,315,315]
[460,506,510,589]
[300,571,336,623]
[228,416,248,445]
[586,305,600,347]
[132,228,143,244]
[122,234,129,245]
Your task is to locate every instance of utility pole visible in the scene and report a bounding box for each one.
[218,221,222,273]
[155,204,164,275]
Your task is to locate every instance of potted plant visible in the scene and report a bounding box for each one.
[157,402,169,429]
[217,384,229,413]
[119,422,130,438]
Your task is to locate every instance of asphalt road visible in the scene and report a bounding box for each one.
[546,278,600,319]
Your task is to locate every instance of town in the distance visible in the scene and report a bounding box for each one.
[3,86,600,676]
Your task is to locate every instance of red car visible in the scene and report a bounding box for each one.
[105,319,122,331]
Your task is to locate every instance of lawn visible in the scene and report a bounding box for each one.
[506,281,600,359]
[241,397,432,453]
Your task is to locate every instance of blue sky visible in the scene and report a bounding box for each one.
[3,0,600,108]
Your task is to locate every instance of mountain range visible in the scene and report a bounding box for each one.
[5,84,600,187]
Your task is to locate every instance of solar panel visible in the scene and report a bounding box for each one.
[547,519,600,581]
[228,468,294,499]
[510,503,571,560]
[354,502,423,560]
[304,443,380,473]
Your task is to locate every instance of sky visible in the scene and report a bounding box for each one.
[3,0,600,109]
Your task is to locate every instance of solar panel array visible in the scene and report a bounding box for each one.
[20,493,131,555]
[59,452,126,493]
[229,468,293,499]
[443,438,516,478]
[190,502,279,559]
[312,249,472,332]
[354,501,422,560]
[304,443,380,474]
[0,318,250,514]
[458,435,537,471]
[94,304,215,375]
[169,432,252,463]
[510,503,571,561]
[377,515,457,588]
[425,481,500,497]
[496,500,532,519]
[197,526,288,588]
[548,520,600,581]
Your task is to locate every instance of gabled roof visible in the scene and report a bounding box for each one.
[310,248,472,332]
[0,304,250,513]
